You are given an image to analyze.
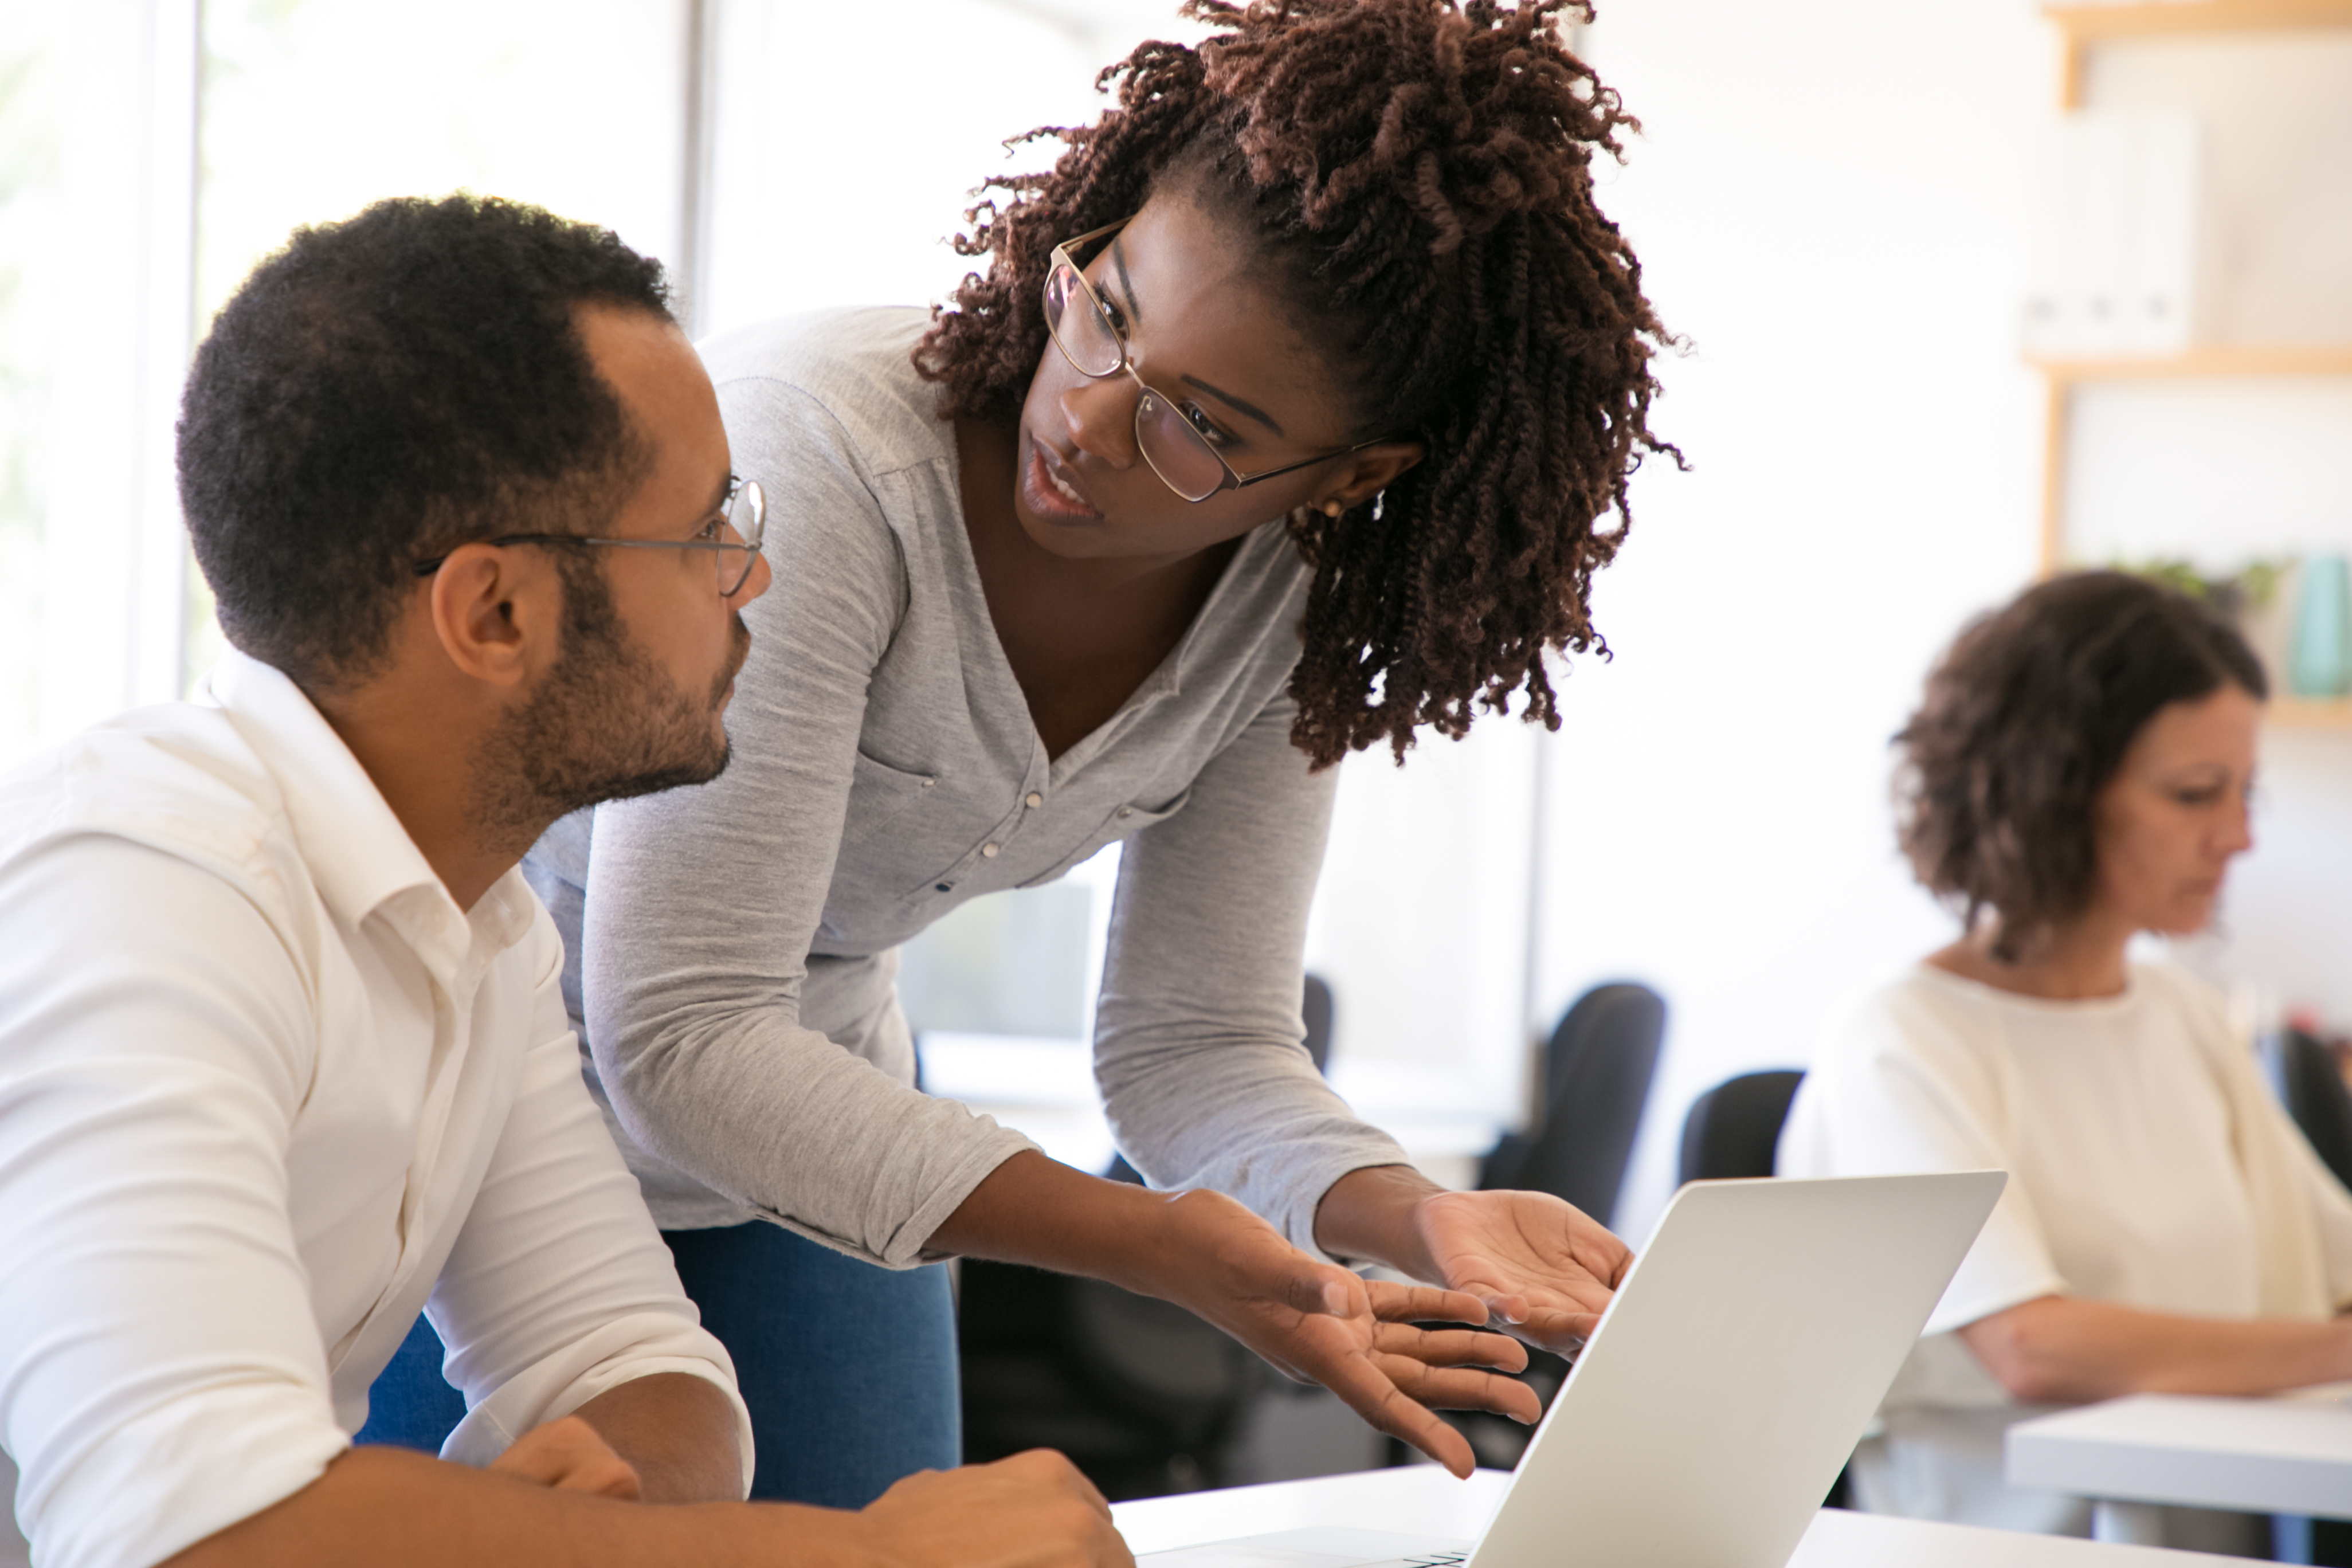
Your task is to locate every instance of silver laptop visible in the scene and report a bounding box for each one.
[1143,1171,2005,1568]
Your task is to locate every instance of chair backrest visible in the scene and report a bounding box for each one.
[2280,1029,2352,1193]
[1544,983,1667,1115]
[1302,972,1335,1076]
[1678,1069,1807,1184]
[1482,982,1666,1228]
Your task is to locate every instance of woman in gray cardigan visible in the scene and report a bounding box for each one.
[395,0,1676,1506]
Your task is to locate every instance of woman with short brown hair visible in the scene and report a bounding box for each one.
[1780,570,2352,1553]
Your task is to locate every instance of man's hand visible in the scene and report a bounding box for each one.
[1317,1166,1635,1356]
[857,1450,1133,1568]
[166,1433,1120,1567]
[487,1416,642,1500]
[1137,1189,1537,1477]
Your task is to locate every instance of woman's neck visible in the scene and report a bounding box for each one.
[1925,911,2137,1002]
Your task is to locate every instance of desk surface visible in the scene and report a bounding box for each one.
[2008,1382,2352,1520]
[1108,1465,2243,1565]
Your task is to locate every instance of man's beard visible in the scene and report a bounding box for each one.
[470,555,748,849]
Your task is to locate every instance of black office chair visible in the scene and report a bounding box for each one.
[961,973,1338,1499]
[1412,985,1665,1472]
[1479,982,1667,1228]
[2261,1033,2352,1567]
[2279,1029,2352,1193]
[1675,1066,1861,1510]
[1678,1068,1806,1184]
[959,1260,1256,1498]
[1302,971,1335,1076]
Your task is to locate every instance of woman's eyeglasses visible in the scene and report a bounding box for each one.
[410,474,766,597]
[1043,218,1388,504]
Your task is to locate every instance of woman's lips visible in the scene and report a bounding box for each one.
[1023,436,1103,523]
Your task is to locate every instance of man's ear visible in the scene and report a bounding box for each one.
[1322,440,1425,512]
[425,543,560,689]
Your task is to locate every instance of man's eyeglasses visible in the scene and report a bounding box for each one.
[410,474,767,597]
[1043,217,1390,504]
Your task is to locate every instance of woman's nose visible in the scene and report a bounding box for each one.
[2219,790,2255,857]
[1059,374,1141,469]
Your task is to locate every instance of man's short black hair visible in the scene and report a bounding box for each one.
[178,194,675,689]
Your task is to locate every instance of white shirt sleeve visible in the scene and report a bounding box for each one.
[0,834,351,1568]
[427,911,754,1490]
[1777,983,2068,1335]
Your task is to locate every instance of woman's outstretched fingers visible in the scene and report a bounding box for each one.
[1366,1280,1490,1327]
[1314,1355,1479,1477]
[1513,1304,1603,1346]
[1373,1322,1530,1374]
[1375,1359,1543,1425]
[1406,1188,1630,1353]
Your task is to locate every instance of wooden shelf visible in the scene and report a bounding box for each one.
[2030,344,2352,381]
[2033,5,2352,570]
[2045,1,2352,105]
[2032,344,2352,570]
[2272,696,2352,730]
[2046,1,2352,41]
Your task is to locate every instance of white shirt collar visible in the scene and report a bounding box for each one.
[205,650,537,972]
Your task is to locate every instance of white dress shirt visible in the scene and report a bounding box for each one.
[0,651,751,1568]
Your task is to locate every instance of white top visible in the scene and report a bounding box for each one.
[1777,962,2352,1539]
[1779,962,2352,1360]
[0,652,751,1568]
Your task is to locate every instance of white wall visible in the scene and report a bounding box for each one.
[2064,30,2352,1035]
[1371,0,2352,1244]
[1279,1,2068,1218]
[701,0,1211,333]
[1510,0,2054,1240]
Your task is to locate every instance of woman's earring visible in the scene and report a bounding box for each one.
[1321,499,1344,518]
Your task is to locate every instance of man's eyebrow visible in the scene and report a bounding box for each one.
[1179,374,1285,438]
[688,470,733,530]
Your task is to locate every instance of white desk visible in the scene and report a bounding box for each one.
[1110,1465,2245,1565]
[2007,1383,2352,1532]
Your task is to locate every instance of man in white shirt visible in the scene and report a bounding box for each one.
[0,194,1125,1568]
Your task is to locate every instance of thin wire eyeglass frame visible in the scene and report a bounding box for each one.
[1044,217,1393,503]
[409,474,767,596]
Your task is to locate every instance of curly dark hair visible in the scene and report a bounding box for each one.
[178,194,673,691]
[1894,570,2268,959]
[915,0,1678,766]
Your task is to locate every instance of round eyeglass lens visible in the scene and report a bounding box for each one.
[718,478,766,593]
[1044,262,1124,377]
[1135,389,1229,502]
